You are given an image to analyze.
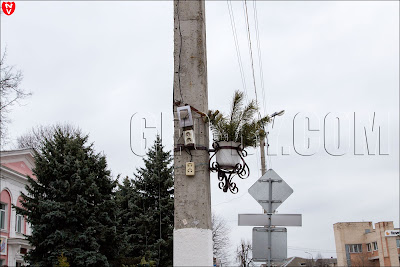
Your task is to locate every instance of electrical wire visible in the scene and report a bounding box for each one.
[158,161,162,262]
[141,143,167,264]
[144,175,148,250]
[243,0,272,176]
[288,246,341,254]
[212,192,248,207]
[251,0,274,170]
[176,0,184,103]
[226,0,248,101]
[252,0,267,118]
[185,147,193,162]
[243,0,259,110]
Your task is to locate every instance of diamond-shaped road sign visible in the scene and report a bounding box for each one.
[248,169,293,212]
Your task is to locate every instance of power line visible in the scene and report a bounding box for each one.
[288,246,340,254]
[243,0,259,110]
[176,0,184,103]
[226,0,248,101]
[251,0,273,170]
[212,192,248,207]
[252,0,267,117]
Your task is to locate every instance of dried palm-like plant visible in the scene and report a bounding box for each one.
[207,90,270,148]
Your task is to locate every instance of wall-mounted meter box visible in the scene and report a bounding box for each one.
[177,106,193,128]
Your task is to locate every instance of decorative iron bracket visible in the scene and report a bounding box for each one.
[209,142,250,194]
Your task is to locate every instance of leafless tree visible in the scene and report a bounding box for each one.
[314,252,325,267]
[306,258,313,267]
[312,253,338,267]
[16,123,82,151]
[351,246,371,267]
[236,239,253,267]
[212,213,231,265]
[0,50,31,146]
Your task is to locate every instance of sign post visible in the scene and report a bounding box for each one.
[239,169,302,266]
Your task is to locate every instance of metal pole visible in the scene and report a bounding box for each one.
[260,130,272,267]
[267,178,272,267]
[261,130,272,266]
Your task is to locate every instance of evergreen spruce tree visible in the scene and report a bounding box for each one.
[115,177,142,265]
[15,128,119,266]
[117,136,174,266]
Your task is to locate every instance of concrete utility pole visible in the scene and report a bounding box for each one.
[260,137,266,176]
[173,1,212,266]
[260,111,284,267]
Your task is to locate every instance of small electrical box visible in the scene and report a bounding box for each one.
[184,130,195,146]
[186,162,195,176]
[177,106,194,128]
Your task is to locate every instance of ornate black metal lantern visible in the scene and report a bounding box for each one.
[209,141,250,194]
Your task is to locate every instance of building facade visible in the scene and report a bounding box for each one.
[0,149,34,266]
[334,221,400,267]
[281,256,337,267]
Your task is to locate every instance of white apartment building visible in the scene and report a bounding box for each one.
[0,149,34,266]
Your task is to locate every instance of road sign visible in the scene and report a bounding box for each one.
[252,227,287,262]
[248,169,293,212]
[238,214,302,226]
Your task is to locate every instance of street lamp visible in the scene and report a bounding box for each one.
[270,110,285,118]
[305,252,313,267]
[260,110,285,176]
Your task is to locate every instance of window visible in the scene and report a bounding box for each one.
[372,241,378,251]
[15,214,23,233]
[0,203,5,230]
[367,243,372,252]
[396,239,400,248]
[348,244,362,253]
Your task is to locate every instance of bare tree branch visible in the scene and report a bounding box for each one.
[236,239,254,267]
[212,213,231,265]
[16,123,82,151]
[0,49,32,146]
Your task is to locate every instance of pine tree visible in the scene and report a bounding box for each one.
[115,177,142,265]
[117,136,174,266]
[15,128,119,266]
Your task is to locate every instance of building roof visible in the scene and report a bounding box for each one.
[0,148,35,157]
[1,148,35,178]
[281,257,337,267]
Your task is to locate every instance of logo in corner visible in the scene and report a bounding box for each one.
[2,1,16,16]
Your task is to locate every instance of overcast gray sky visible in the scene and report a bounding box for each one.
[1,1,399,264]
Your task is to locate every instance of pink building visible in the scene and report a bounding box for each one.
[1,149,35,266]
